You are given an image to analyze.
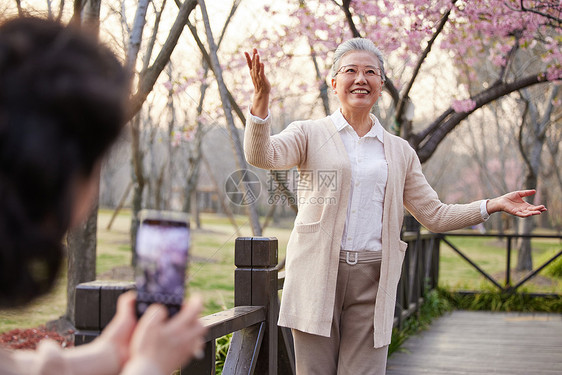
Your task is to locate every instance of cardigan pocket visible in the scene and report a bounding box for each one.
[399,240,408,252]
[295,220,322,233]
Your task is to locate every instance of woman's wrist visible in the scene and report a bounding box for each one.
[65,338,122,375]
[486,197,501,214]
[251,92,269,119]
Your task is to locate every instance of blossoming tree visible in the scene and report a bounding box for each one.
[252,0,560,163]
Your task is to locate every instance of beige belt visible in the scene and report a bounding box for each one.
[339,250,382,265]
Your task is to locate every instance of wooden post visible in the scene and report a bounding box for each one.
[74,281,134,345]
[235,237,278,374]
[432,236,440,289]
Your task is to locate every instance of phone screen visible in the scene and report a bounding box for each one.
[135,211,190,318]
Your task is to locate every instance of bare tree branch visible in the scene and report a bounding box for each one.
[396,4,455,127]
[517,98,533,176]
[310,44,331,116]
[538,85,559,138]
[415,72,550,162]
[128,0,198,120]
[504,0,562,27]
[56,0,65,22]
[141,0,167,73]
[14,0,23,16]
[81,0,100,36]
[546,128,562,190]
[126,0,150,72]
[341,0,361,37]
[70,0,83,27]
[186,20,247,125]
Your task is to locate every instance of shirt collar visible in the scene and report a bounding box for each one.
[330,109,384,142]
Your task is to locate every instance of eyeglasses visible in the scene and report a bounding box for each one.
[334,64,384,79]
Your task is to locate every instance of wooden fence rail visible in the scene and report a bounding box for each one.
[440,232,562,295]
[75,232,439,374]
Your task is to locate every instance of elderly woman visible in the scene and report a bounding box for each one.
[243,38,545,374]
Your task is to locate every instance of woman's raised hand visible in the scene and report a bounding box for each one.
[244,48,270,119]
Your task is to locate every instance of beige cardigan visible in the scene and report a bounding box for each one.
[244,114,484,348]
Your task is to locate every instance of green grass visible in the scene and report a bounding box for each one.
[537,248,562,278]
[0,273,67,333]
[438,233,562,294]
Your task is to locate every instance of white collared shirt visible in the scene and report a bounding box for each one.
[331,109,387,252]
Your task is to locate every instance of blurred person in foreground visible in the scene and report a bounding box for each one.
[243,38,546,374]
[0,16,206,375]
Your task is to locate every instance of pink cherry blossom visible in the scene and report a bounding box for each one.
[452,99,477,113]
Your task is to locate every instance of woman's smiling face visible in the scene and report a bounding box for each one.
[331,50,384,115]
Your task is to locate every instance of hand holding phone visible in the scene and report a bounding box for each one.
[134,210,190,318]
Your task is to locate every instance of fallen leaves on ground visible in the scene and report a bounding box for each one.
[0,326,74,350]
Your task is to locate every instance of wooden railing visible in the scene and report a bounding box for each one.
[440,232,562,295]
[75,233,440,374]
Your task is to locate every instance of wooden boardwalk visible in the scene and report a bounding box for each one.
[386,311,562,375]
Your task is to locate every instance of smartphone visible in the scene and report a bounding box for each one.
[134,210,190,318]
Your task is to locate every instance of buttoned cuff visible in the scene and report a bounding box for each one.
[480,200,490,221]
[248,107,270,123]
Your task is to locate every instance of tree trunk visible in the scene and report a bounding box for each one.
[310,45,331,116]
[125,0,150,72]
[80,0,100,35]
[191,190,201,229]
[130,114,145,265]
[128,0,198,120]
[65,202,98,324]
[515,86,557,270]
[182,2,238,216]
[15,0,23,16]
[106,181,132,230]
[130,178,144,265]
[261,203,277,231]
[202,154,241,236]
[517,172,536,271]
[197,0,262,236]
[64,0,101,326]
[125,0,155,259]
[182,63,209,214]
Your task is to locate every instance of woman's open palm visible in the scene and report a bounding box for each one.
[492,190,547,217]
[245,48,271,96]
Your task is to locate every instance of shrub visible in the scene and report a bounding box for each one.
[438,287,562,312]
[389,288,453,356]
[215,334,232,374]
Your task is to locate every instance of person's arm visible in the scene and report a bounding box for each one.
[243,49,307,170]
[403,146,546,232]
[10,293,135,375]
[10,292,206,375]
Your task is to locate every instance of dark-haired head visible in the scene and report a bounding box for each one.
[0,17,129,307]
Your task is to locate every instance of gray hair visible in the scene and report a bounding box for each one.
[331,38,386,81]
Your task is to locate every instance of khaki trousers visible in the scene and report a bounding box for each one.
[292,251,388,375]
